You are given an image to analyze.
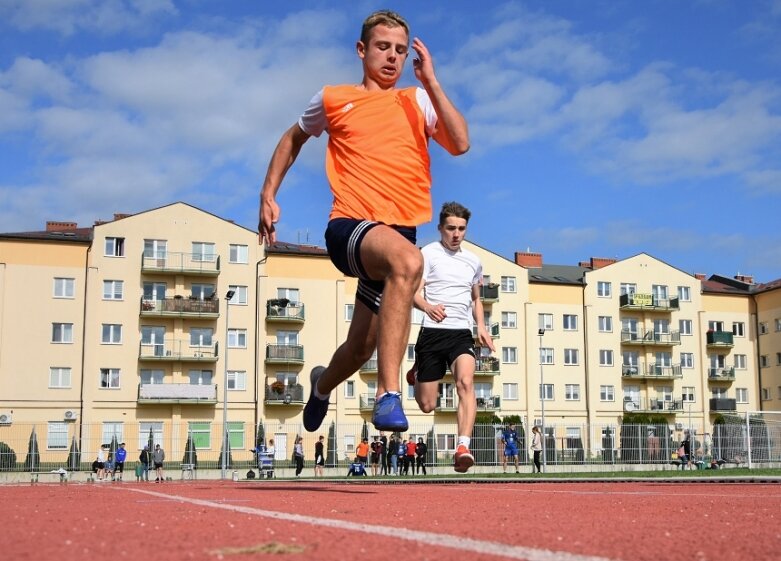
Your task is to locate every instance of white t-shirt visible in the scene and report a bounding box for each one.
[420,241,482,330]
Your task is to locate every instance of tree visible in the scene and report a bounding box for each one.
[326,422,337,467]
[0,442,17,471]
[219,433,233,469]
[67,436,81,471]
[182,432,198,468]
[23,428,40,471]
[255,420,265,450]
[426,427,436,471]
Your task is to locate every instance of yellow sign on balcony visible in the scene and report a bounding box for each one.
[633,293,653,306]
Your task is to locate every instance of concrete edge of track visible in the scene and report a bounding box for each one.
[233,475,781,485]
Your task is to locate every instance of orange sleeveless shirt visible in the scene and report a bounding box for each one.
[322,85,432,227]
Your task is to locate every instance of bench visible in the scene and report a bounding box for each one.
[181,463,196,480]
[30,470,68,484]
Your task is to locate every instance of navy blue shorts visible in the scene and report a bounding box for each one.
[325,218,416,313]
[414,327,476,383]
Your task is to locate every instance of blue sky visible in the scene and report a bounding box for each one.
[1,0,780,282]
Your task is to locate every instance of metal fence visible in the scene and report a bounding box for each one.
[1,413,779,473]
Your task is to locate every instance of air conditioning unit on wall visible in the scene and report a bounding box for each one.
[0,412,12,425]
[64,409,78,421]
[675,422,684,430]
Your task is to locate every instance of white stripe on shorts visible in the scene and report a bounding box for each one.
[346,220,375,278]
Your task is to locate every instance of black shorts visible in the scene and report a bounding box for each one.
[325,218,416,314]
[115,461,124,472]
[154,462,163,469]
[415,328,476,383]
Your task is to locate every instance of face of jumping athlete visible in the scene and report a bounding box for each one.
[439,216,468,251]
[357,24,409,89]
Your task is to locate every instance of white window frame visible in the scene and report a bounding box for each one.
[139,422,163,450]
[140,369,164,384]
[102,422,124,447]
[565,384,580,401]
[679,319,693,336]
[597,281,612,297]
[407,344,415,361]
[227,370,246,391]
[501,311,517,329]
[500,276,516,293]
[52,323,74,344]
[228,285,248,305]
[680,353,694,369]
[539,384,554,401]
[733,322,745,337]
[229,244,248,264]
[345,304,354,321]
[412,308,425,325]
[564,348,579,365]
[677,286,691,302]
[502,347,518,364]
[563,314,578,331]
[53,277,75,299]
[682,386,695,403]
[759,322,768,335]
[101,324,122,344]
[760,355,769,368]
[100,368,120,389]
[761,388,770,401]
[540,348,553,365]
[620,283,636,296]
[503,383,518,400]
[735,354,747,369]
[103,280,124,300]
[345,380,355,398]
[192,241,216,262]
[598,316,612,332]
[599,350,613,366]
[47,422,68,450]
[188,369,213,385]
[49,367,71,388]
[227,328,247,348]
[735,388,748,404]
[599,385,614,402]
[190,327,214,347]
[538,313,553,331]
[104,237,124,257]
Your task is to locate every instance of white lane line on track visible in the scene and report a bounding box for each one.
[123,487,621,561]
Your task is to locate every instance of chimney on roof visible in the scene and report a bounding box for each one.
[734,274,754,285]
[113,213,131,221]
[694,273,706,281]
[590,257,617,269]
[578,261,591,268]
[46,221,78,232]
[515,251,542,268]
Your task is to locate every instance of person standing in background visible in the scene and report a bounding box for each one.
[314,435,325,477]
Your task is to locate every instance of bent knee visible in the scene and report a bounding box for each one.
[417,397,437,413]
[391,248,423,281]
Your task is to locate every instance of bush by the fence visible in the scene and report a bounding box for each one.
[0,442,17,470]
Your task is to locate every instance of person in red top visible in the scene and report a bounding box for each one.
[404,438,417,475]
[356,437,370,465]
[259,10,469,435]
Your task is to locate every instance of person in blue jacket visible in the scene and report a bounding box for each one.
[114,442,127,481]
[347,458,368,477]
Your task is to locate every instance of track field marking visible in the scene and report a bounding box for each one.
[465,487,781,499]
[124,487,621,561]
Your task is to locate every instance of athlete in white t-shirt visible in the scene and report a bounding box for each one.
[410,202,495,473]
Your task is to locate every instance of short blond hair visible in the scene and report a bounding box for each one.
[360,10,409,45]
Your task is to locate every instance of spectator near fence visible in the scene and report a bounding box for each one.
[114,442,127,481]
[370,436,382,476]
[152,444,165,482]
[415,437,428,475]
[314,435,325,477]
[138,446,150,482]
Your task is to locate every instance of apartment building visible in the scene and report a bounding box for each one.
[0,202,773,461]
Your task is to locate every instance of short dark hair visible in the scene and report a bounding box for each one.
[361,10,409,45]
[439,201,471,225]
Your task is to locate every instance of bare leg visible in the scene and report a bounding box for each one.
[453,354,476,439]
[316,301,377,393]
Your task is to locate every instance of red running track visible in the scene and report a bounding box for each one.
[1,481,779,561]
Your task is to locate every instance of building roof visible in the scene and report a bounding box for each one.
[0,227,93,243]
[527,264,589,286]
[265,241,329,257]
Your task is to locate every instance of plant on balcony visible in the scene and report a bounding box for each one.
[270,381,285,394]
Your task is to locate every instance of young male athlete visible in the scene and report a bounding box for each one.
[409,202,494,472]
[501,422,520,473]
[259,11,469,432]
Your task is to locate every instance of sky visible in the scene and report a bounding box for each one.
[1,0,780,282]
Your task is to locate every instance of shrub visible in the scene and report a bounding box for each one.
[0,442,17,471]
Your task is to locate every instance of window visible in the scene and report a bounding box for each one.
[190,327,214,347]
[759,322,768,335]
[539,384,554,401]
[344,434,356,454]
[502,347,518,364]
[101,324,122,344]
[564,349,579,365]
[735,354,747,369]
[228,285,248,305]
[776,318,781,332]
[761,388,770,401]
[503,383,518,400]
[599,350,613,366]
[345,304,354,321]
[229,244,248,264]
[682,386,695,403]
[760,355,769,368]
[143,281,166,301]
[276,330,298,346]
[345,380,355,398]
[277,287,299,303]
[102,422,123,447]
[407,344,415,361]
[47,422,68,450]
[227,329,247,348]
[736,388,748,404]
[53,277,75,298]
[732,322,745,337]
[188,369,213,385]
[500,276,516,292]
[436,434,456,453]
[104,237,124,257]
[778,386,781,400]
[597,281,611,297]
[227,371,246,391]
[563,314,578,331]
[411,308,425,325]
[52,323,73,343]
[538,313,553,331]
[103,280,123,300]
[501,312,517,329]
[49,367,71,388]
[539,348,553,365]
[678,286,691,301]
[680,353,694,369]
[598,316,612,332]
[777,352,781,366]
[140,369,164,384]
[599,385,614,401]
[623,351,639,368]
[708,320,724,332]
[679,320,693,336]
[620,283,636,296]
[652,284,668,300]
[189,422,211,449]
[565,384,580,400]
[143,239,167,260]
[228,422,245,449]
[191,283,215,300]
[192,242,216,262]
[139,422,163,450]
[100,368,120,388]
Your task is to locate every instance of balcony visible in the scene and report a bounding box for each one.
[476,395,501,410]
[620,293,679,312]
[623,396,683,413]
[621,364,682,379]
[710,397,737,412]
[706,331,734,348]
[139,296,219,319]
[475,356,500,375]
[359,393,376,411]
[138,340,218,362]
[264,383,304,405]
[137,383,217,404]
[479,283,500,303]
[141,252,220,276]
[708,367,736,381]
[473,322,500,339]
[620,329,681,346]
[436,396,457,412]
[265,299,305,324]
[264,344,304,365]
[359,359,378,374]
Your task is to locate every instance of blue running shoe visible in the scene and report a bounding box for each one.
[371,392,408,432]
[303,366,328,432]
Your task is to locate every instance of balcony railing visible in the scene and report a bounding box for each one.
[359,393,376,411]
[139,340,218,362]
[436,396,457,412]
[479,284,500,303]
[621,364,682,379]
[141,251,220,276]
[264,344,304,365]
[359,359,378,374]
[475,356,500,375]
[708,367,736,381]
[264,384,304,405]
[709,397,737,412]
[623,397,683,413]
[619,293,679,311]
[265,299,305,323]
[139,296,219,318]
[706,331,734,347]
[137,383,217,404]
[473,322,500,339]
[476,395,501,410]
[620,329,681,346]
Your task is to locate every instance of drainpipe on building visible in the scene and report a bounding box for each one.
[78,247,94,451]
